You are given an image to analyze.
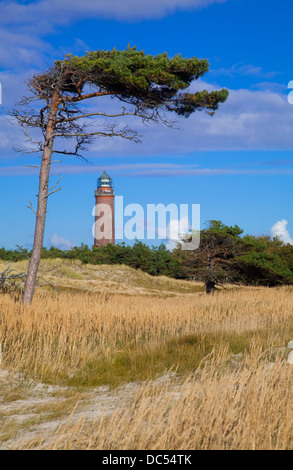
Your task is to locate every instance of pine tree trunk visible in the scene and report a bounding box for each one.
[22,92,60,305]
[205,280,215,295]
[206,254,215,295]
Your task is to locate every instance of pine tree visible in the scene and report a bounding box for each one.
[11,47,228,303]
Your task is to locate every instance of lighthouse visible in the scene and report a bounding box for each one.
[94,171,115,246]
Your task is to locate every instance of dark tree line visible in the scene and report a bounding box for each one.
[0,242,181,278]
[175,221,293,293]
[2,221,293,292]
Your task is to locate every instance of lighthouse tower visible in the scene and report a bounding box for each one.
[94,171,115,246]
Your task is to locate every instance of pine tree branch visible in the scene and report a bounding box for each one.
[48,176,64,192]
[47,188,62,197]
[57,108,143,123]
[54,126,143,143]
[27,200,37,215]
[65,90,115,103]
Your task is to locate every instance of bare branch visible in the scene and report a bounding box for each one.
[0,264,58,294]
[37,275,59,291]
[57,109,139,124]
[48,176,64,192]
[52,149,89,160]
[64,90,115,103]
[54,127,143,143]
[13,146,42,155]
[0,264,27,293]
[26,200,37,215]
[52,133,91,161]
[24,127,42,146]
[47,187,61,197]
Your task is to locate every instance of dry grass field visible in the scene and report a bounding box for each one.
[1,259,293,449]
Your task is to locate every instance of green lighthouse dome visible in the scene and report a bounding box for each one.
[98,171,113,188]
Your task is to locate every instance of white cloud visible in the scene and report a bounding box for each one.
[0,0,231,71]
[0,26,55,69]
[3,71,293,162]
[270,219,293,245]
[0,0,230,24]
[49,233,74,250]
[1,3,291,161]
[161,215,190,250]
[84,85,293,155]
[210,63,278,80]
[4,163,293,177]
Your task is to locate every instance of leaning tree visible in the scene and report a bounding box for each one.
[176,221,244,294]
[10,46,228,304]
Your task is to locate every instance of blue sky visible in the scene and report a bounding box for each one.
[1,0,293,249]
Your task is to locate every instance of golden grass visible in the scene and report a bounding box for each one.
[0,259,203,296]
[44,354,293,451]
[2,264,293,449]
[1,285,293,387]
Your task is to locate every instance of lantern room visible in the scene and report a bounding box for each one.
[98,171,113,189]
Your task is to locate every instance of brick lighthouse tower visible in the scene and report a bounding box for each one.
[94,171,115,246]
